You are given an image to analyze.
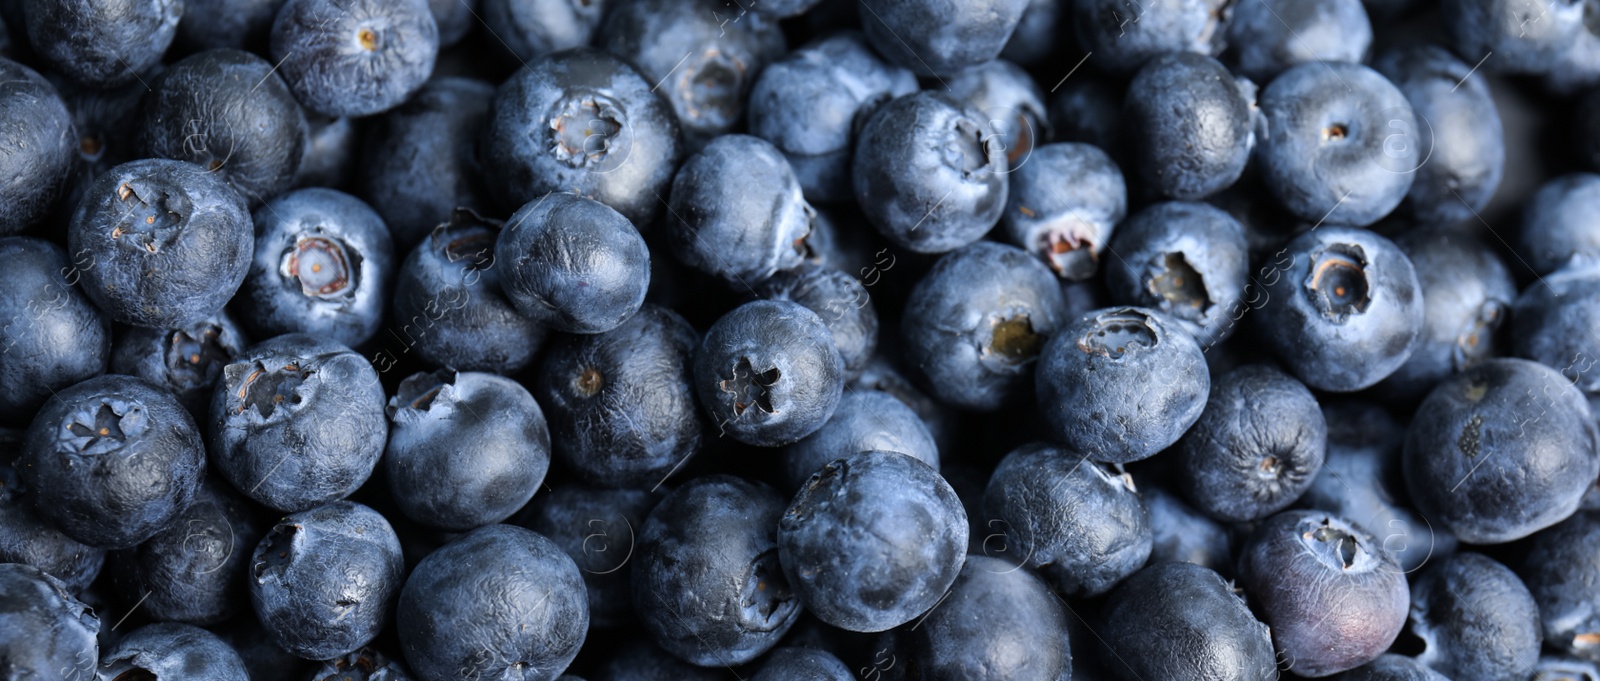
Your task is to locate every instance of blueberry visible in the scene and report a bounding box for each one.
[384,369,551,531]
[1530,656,1600,681]
[947,59,1048,169]
[1255,62,1420,227]
[310,646,416,681]
[982,443,1150,597]
[109,478,262,624]
[68,158,254,329]
[901,555,1073,681]
[852,92,1008,254]
[1254,227,1423,392]
[427,0,474,46]
[534,303,702,488]
[358,77,493,251]
[1104,201,1249,345]
[249,500,403,660]
[1442,0,1594,75]
[22,374,205,549]
[97,622,250,681]
[239,187,395,348]
[902,242,1068,411]
[23,0,178,88]
[1100,561,1277,681]
[1125,52,1257,200]
[858,0,1026,76]
[1237,510,1409,677]
[109,310,249,419]
[0,237,111,425]
[1336,654,1452,680]
[752,647,853,681]
[517,483,660,629]
[0,446,105,592]
[1179,364,1327,522]
[1142,483,1234,576]
[850,354,960,454]
[1002,142,1127,281]
[1226,0,1372,82]
[55,74,145,203]
[1001,0,1063,65]
[208,333,388,513]
[757,264,878,377]
[1518,511,1600,661]
[665,134,815,286]
[481,47,683,231]
[1405,552,1541,680]
[1517,173,1600,275]
[0,56,74,235]
[779,450,967,632]
[498,191,649,334]
[213,613,315,681]
[694,299,844,447]
[1073,0,1230,74]
[780,391,938,492]
[1047,77,1124,156]
[1036,307,1208,462]
[1403,358,1600,544]
[294,114,359,189]
[269,0,439,118]
[139,48,310,207]
[397,524,589,681]
[480,0,603,64]
[0,564,99,680]
[176,0,285,52]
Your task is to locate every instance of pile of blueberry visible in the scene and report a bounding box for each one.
[5,0,1600,677]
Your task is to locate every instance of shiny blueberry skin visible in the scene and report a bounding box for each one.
[176,0,285,52]
[240,187,395,348]
[499,191,649,334]
[746,32,917,203]
[397,524,589,681]
[0,238,111,425]
[1511,264,1600,394]
[69,158,254,329]
[780,390,938,493]
[902,241,1068,411]
[983,443,1151,597]
[1226,0,1371,82]
[23,0,177,88]
[779,451,966,633]
[1442,0,1594,75]
[1256,62,1419,227]
[1336,654,1452,680]
[269,0,439,118]
[1126,52,1256,201]
[97,622,249,681]
[694,299,844,447]
[389,211,547,375]
[0,447,105,593]
[947,59,1048,168]
[752,647,852,681]
[359,77,494,251]
[1002,142,1127,281]
[1520,511,1600,662]
[1142,483,1233,576]
[900,555,1072,681]
[1255,227,1424,392]
[757,264,877,377]
[139,48,309,207]
[385,370,551,531]
[518,483,660,629]
[1404,358,1600,544]
[665,134,815,286]
[208,333,388,513]
[309,646,416,681]
[1074,0,1229,74]
[109,478,262,624]
[481,47,683,231]
[0,564,99,680]
[0,57,74,235]
[1406,552,1541,680]
[1105,201,1249,346]
[853,92,1007,254]
[22,374,205,549]
[1100,561,1277,681]
[1037,307,1208,462]
[1179,364,1326,522]
[535,303,702,488]
[1518,173,1600,275]
[250,500,403,660]
[1238,510,1409,677]
[110,310,249,419]
[859,0,1026,76]
[480,0,604,64]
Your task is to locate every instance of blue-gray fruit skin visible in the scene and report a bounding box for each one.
[1513,264,1600,395]
[1336,654,1451,680]
[241,187,394,348]
[481,48,683,231]
[360,77,494,251]
[480,0,604,64]
[1002,142,1126,281]
[22,374,205,550]
[1529,656,1600,681]
[0,238,110,425]
[779,451,968,632]
[397,524,589,681]
[1407,552,1541,681]
[982,443,1151,597]
[295,114,358,189]
[269,0,439,118]
[110,310,250,420]
[1403,358,1600,544]
[518,483,660,630]
[385,370,551,532]
[781,391,938,493]
[758,264,878,378]
[23,0,177,88]
[97,622,250,681]
[499,192,650,334]
[1126,53,1257,201]
[311,646,415,681]
[1105,201,1249,346]
[1238,511,1409,678]
[1373,45,1505,226]
[1255,227,1423,392]
[1074,0,1230,74]
[747,32,917,203]
[859,0,1025,76]
[752,647,853,681]
[1141,483,1234,576]
[249,500,403,660]
[852,354,960,454]
[694,299,844,447]
[1227,0,1371,82]
[1001,0,1062,65]
[176,0,285,52]
[633,475,800,665]
[208,333,388,513]
[902,242,1068,411]
[1442,0,1597,76]
[0,57,74,235]
[0,564,99,679]
[947,59,1049,168]
[390,211,547,375]
[852,92,1008,254]
[666,135,814,286]
[1518,511,1600,662]
[1255,62,1418,227]
[902,555,1072,681]
[1100,561,1277,681]
[1049,77,1124,159]
[1180,364,1327,522]
[1037,307,1209,463]
[109,478,262,625]
[0,447,104,593]
[1519,174,1600,275]
[429,0,475,46]
[70,158,254,329]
